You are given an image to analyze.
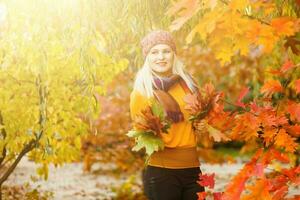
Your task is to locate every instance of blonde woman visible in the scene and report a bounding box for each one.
[130,30,205,200]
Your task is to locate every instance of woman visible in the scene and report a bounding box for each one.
[130,30,205,200]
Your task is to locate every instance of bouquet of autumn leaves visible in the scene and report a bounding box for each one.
[184,83,222,133]
[127,101,171,156]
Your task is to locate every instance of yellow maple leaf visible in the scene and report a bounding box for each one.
[210,35,234,65]
[275,129,297,153]
[241,178,272,200]
[186,8,223,43]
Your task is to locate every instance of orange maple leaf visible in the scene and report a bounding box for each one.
[280,59,295,73]
[241,178,272,200]
[287,101,300,122]
[274,129,298,153]
[271,17,296,37]
[260,79,283,96]
[272,186,289,200]
[166,0,200,31]
[223,149,263,200]
[281,166,300,184]
[262,128,277,147]
[286,125,300,137]
[134,106,164,136]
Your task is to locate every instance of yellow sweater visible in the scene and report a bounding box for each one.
[129,82,199,168]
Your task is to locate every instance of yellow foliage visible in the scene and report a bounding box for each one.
[0,0,128,178]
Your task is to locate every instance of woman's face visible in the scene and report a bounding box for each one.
[147,44,174,77]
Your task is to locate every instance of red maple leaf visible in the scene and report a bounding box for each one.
[272,185,288,200]
[260,79,283,96]
[197,191,207,200]
[198,173,215,189]
[213,192,223,200]
[280,59,295,73]
[236,87,249,108]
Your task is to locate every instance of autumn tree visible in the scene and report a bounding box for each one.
[167,0,300,199]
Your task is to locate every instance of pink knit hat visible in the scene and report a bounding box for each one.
[140,30,177,57]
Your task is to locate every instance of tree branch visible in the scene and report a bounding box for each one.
[0,139,36,185]
[218,0,271,25]
[0,112,7,166]
[0,73,47,186]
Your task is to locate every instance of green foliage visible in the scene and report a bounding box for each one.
[128,131,164,156]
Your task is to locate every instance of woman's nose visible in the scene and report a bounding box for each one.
[157,52,164,59]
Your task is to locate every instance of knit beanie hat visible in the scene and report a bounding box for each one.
[140,30,177,57]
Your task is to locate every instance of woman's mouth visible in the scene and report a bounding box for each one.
[156,61,167,65]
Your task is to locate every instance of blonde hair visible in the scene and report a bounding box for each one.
[133,54,198,98]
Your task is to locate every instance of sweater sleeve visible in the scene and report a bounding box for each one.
[129,90,151,120]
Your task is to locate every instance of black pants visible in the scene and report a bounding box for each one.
[142,166,205,200]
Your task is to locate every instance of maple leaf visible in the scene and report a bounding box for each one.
[274,129,298,153]
[262,128,277,147]
[186,7,223,43]
[260,79,283,97]
[281,166,300,184]
[213,192,222,200]
[197,191,207,200]
[271,17,296,37]
[184,83,220,121]
[166,0,200,31]
[134,106,164,136]
[295,79,300,94]
[241,178,272,200]
[207,124,231,142]
[198,173,215,189]
[280,59,295,73]
[269,148,290,163]
[127,103,171,156]
[233,34,250,56]
[287,125,300,137]
[287,101,300,122]
[272,185,288,200]
[269,175,289,192]
[223,149,263,200]
[257,24,279,53]
[236,87,249,108]
[184,92,203,116]
[130,131,164,156]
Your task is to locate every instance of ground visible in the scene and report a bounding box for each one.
[4,157,300,200]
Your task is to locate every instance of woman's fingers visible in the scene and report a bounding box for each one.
[193,120,206,131]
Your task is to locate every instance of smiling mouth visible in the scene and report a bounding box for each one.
[156,62,167,65]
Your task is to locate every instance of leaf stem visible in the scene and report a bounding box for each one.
[220,98,258,116]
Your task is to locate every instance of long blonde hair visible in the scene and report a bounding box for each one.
[133,54,198,98]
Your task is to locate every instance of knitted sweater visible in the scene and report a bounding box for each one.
[129,81,199,168]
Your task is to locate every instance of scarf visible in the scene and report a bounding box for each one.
[153,74,196,123]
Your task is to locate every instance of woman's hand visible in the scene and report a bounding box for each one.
[192,119,207,133]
